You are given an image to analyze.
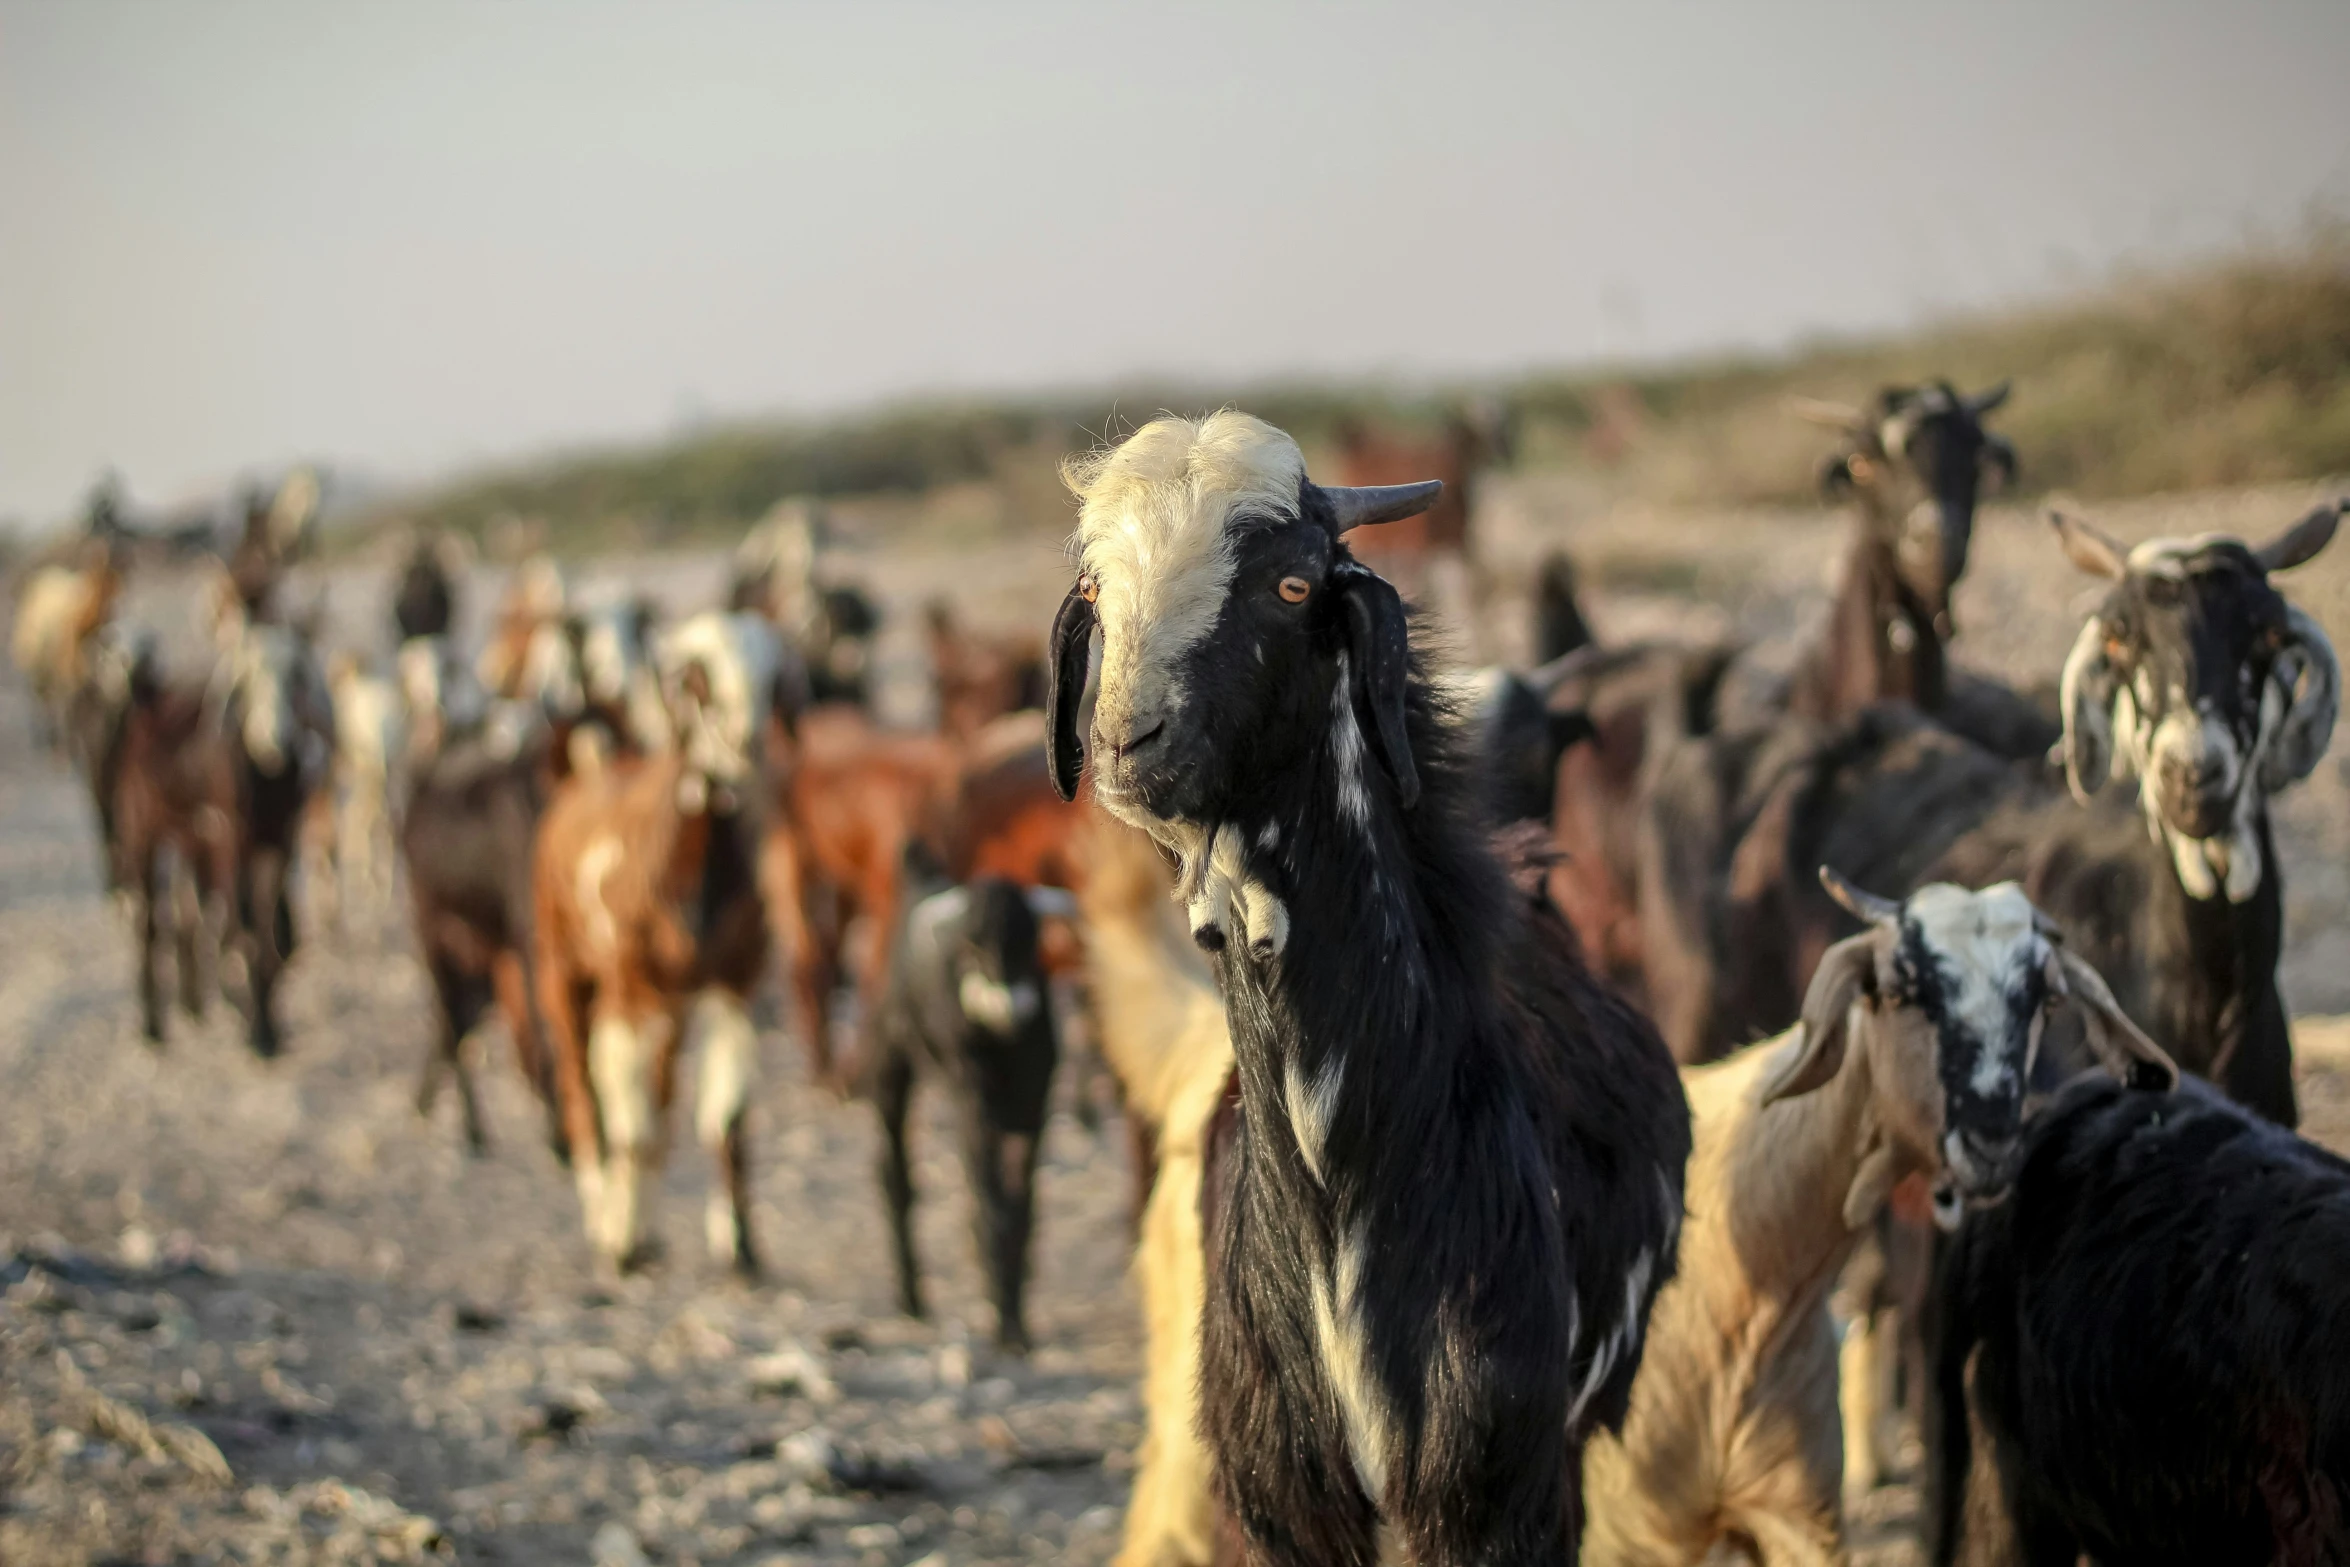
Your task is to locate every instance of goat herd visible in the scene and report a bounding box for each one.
[9,394,2350,1566]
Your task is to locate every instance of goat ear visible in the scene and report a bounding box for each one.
[2253,500,2343,574]
[2260,603,2340,793]
[2050,510,2128,580]
[2054,947,2177,1091]
[1762,931,1877,1106]
[1335,565,1420,810]
[2058,614,2119,803]
[1045,580,1096,803]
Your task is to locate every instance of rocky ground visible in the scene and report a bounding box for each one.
[6,476,2349,1565]
[0,657,1145,1566]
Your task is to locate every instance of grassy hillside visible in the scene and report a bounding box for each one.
[359,233,2350,555]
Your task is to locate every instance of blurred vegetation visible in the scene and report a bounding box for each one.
[356,233,2350,556]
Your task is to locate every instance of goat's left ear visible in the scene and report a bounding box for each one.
[2052,946,2177,1091]
[1763,929,1877,1105]
[1334,565,1419,810]
[1045,579,1096,803]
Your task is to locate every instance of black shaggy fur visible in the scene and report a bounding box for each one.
[1930,1074,2350,1566]
[866,857,1060,1353]
[1053,481,1690,1566]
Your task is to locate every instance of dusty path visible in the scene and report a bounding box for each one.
[0,678,1145,1566]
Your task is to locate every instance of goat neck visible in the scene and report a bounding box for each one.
[1174,664,1515,1215]
[1706,1025,1889,1310]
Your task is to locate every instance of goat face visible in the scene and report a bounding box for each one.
[1047,412,1439,827]
[1808,381,2014,633]
[1765,873,2175,1230]
[2055,503,2341,899]
[910,878,1048,1038]
[657,611,801,807]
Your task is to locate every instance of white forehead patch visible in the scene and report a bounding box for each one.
[1904,881,2042,1098]
[1066,412,1305,727]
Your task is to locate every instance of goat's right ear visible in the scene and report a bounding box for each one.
[1045,578,1096,802]
[2058,613,2118,803]
[1763,931,1877,1105]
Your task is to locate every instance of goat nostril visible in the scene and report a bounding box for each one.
[1118,719,1165,760]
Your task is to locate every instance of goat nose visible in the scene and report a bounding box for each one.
[1113,717,1165,761]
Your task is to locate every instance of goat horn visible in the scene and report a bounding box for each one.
[1819,864,1900,925]
[1787,396,1868,431]
[1966,380,2012,416]
[1319,481,1444,534]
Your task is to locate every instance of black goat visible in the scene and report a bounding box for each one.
[1048,412,1689,1566]
[400,716,563,1156]
[393,534,457,643]
[1930,1073,2350,1566]
[867,856,1061,1353]
[1461,665,1595,826]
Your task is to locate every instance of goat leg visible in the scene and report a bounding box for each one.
[493,948,567,1165]
[872,1048,924,1320]
[691,991,761,1279]
[171,865,207,1020]
[135,849,165,1048]
[959,1100,1039,1355]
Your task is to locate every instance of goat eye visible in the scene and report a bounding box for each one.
[1278,576,1312,604]
[1078,574,1100,604]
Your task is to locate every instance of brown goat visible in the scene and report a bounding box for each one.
[532,613,791,1273]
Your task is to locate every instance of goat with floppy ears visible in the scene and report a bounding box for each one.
[1046,413,1689,1567]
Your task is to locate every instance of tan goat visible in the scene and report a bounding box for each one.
[1581,870,2173,1566]
[1077,815,1233,1567]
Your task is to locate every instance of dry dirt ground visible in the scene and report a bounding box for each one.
[6,474,2350,1566]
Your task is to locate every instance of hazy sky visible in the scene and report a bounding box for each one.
[5,0,2346,523]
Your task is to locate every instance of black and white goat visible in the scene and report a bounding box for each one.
[1047,412,1690,1566]
[1938,500,2343,1125]
[1930,1072,2350,1566]
[1585,871,2174,1566]
[867,853,1062,1352]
